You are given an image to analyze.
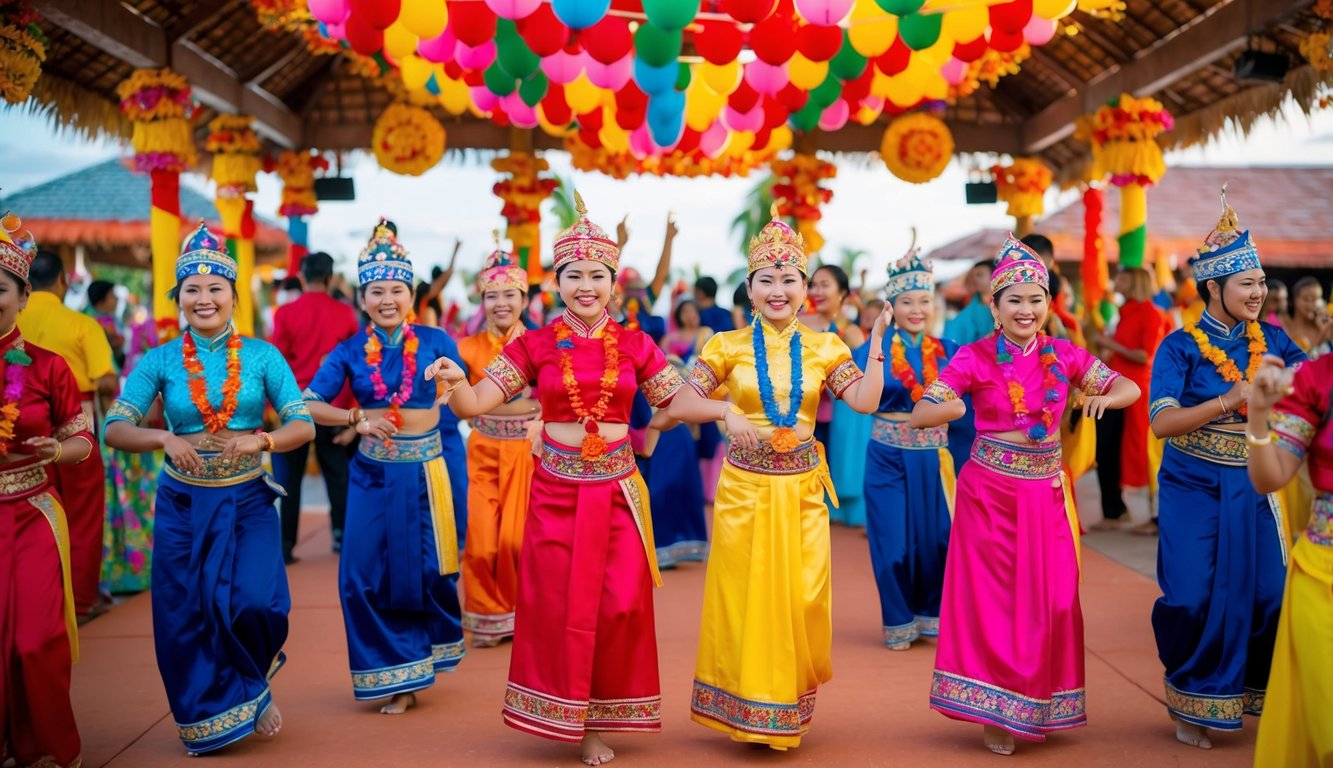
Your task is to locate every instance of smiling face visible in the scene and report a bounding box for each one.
[178,274,234,334]
[992,283,1050,343]
[557,261,613,322]
[0,270,29,333]
[891,290,934,335]
[747,266,807,325]
[483,286,525,333]
[676,300,700,330]
[1209,268,1267,323]
[360,279,413,330]
[1293,282,1320,321]
[806,267,845,316]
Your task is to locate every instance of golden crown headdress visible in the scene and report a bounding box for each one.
[747,202,807,275]
[553,191,619,272]
[478,230,527,294]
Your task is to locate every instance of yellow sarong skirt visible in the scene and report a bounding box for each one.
[690,440,834,749]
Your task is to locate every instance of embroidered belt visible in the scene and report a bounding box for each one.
[0,464,49,499]
[165,452,262,487]
[540,439,636,483]
[970,435,1062,479]
[472,412,537,441]
[727,438,821,475]
[871,415,947,449]
[1168,427,1247,467]
[358,431,443,463]
[1309,492,1333,547]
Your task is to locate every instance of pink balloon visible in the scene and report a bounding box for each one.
[699,120,729,159]
[744,60,789,97]
[309,0,349,24]
[861,95,883,111]
[793,0,853,26]
[540,49,585,84]
[455,40,497,70]
[418,27,458,62]
[817,99,849,131]
[325,21,347,40]
[470,85,500,113]
[722,104,764,133]
[940,57,968,85]
[485,0,541,20]
[630,125,655,159]
[1023,16,1056,46]
[503,94,540,127]
[585,56,632,90]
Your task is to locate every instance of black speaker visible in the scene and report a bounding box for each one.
[1234,50,1289,83]
[965,181,997,204]
[315,177,356,201]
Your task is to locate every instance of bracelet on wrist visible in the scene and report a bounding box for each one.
[51,441,63,464]
[1217,395,1230,415]
[1245,427,1274,447]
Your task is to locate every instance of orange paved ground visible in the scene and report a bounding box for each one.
[71,515,1257,767]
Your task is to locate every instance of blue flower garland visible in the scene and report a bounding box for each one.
[753,317,803,428]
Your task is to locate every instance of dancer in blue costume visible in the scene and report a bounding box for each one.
[105,224,314,754]
[303,220,467,715]
[1148,188,1304,749]
[854,249,959,649]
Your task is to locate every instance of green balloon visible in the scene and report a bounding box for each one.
[642,0,700,31]
[496,20,540,79]
[810,74,842,109]
[898,11,942,51]
[790,101,821,132]
[873,0,924,13]
[634,23,682,68]
[675,61,692,91]
[519,71,549,107]
[828,30,867,81]
[484,62,517,96]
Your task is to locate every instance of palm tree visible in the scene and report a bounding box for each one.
[729,173,775,259]
[546,173,578,229]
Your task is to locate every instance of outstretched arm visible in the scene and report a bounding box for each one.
[837,303,889,413]
[424,356,507,417]
[1247,356,1303,494]
[648,214,677,301]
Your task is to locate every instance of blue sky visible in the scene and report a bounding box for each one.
[3,100,1331,305]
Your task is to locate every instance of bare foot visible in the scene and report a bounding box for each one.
[256,702,282,736]
[580,731,614,766]
[379,692,416,715]
[886,641,911,651]
[1174,720,1212,749]
[983,725,1015,755]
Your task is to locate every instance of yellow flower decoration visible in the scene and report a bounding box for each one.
[881,113,955,185]
[992,158,1053,218]
[372,103,446,176]
[1300,31,1333,73]
[0,20,45,105]
[206,114,262,195]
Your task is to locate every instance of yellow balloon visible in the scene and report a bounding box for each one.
[727,130,755,156]
[385,21,419,62]
[768,125,794,152]
[870,69,894,98]
[437,76,470,115]
[848,0,896,58]
[787,53,830,91]
[922,71,948,101]
[600,121,630,154]
[399,54,432,91]
[700,60,741,96]
[685,89,722,132]
[565,74,600,114]
[1034,0,1077,19]
[537,110,574,138]
[467,101,489,119]
[400,0,448,40]
[917,32,955,66]
[855,103,882,125]
[941,6,987,43]
[886,74,925,108]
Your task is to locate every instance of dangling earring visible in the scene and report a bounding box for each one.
[993,319,1000,330]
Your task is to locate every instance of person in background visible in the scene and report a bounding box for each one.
[87,279,125,370]
[17,251,116,621]
[413,239,460,328]
[1261,278,1288,327]
[942,259,995,346]
[1282,276,1332,359]
[271,251,360,562]
[661,299,712,363]
[614,213,677,344]
[694,275,734,333]
[730,281,752,330]
[860,297,886,339]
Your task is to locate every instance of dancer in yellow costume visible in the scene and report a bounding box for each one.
[668,206,889,749]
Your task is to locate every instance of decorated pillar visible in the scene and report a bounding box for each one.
[1081,94,1172,269]
[771,134,835,256]
[992,158,1052,238]
[270,148,328,274]
[1080,185,1113,330]
[491,129,558,285]
[116,68,197,339]
[205,114,262,335]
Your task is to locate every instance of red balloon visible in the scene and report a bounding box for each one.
[761,96,788,129]
[988,25,1024,52]
[581,14,632,64]
[491,107,511,127]
[841,67,873,102]
[750,13,796,65]
[517,4,569,57]
[616,106,645,130]
[952,36,987,63]
[577,108,604,131]
[676,128,701,154]
[874,36,910,76]
[541,87,573,125]
[694,19,743,66]
[728,79,760,113]
[449,1,497,47]
[615,81,648,113]
[777,81,808,111]
[443,61,464,80]
[795,23,842,62]
[752,124,773,151]
[722,0,777,23]
[989,0,1032,34]
[578,125,603,148]
[350,0,398,30]
[462,68,486,86]
[346,18,384,55]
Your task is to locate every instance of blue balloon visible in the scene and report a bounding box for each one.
[634,58,677,96]
[648,88,684,117]
[551,0,611,30]
[647,102,683,148]
[425,74,440,96]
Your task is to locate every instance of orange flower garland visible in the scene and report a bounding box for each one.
[555,318,621,459]
[182,330,243,433]
[889,334,944,402]
[1184,321,1266,416]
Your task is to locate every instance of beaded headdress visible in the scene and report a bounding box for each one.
[176,222,238,283]
[748,202,807,275]
[886,232,934,301]
[0,211,37,285]
[1189,184,1261,282]
[553,192,619,272]
[477,231,527,294]
[990,234,1049,296]
[358,217,414,286]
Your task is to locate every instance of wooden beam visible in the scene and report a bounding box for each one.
[172,40,301,148]
[1021,0,1315,154]
[1026,47,1080,93]
[36,0,165,69]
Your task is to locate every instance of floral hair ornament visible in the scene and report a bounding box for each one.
[886,228,934,302]
[358,217,414,286]
[175,221,238,283]
[552,191,619,273]
[990,234,1049,296]
[1189,183,1261,283]
[477,230,528,295]
[0,210,37,285]
[748,201,808,275]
